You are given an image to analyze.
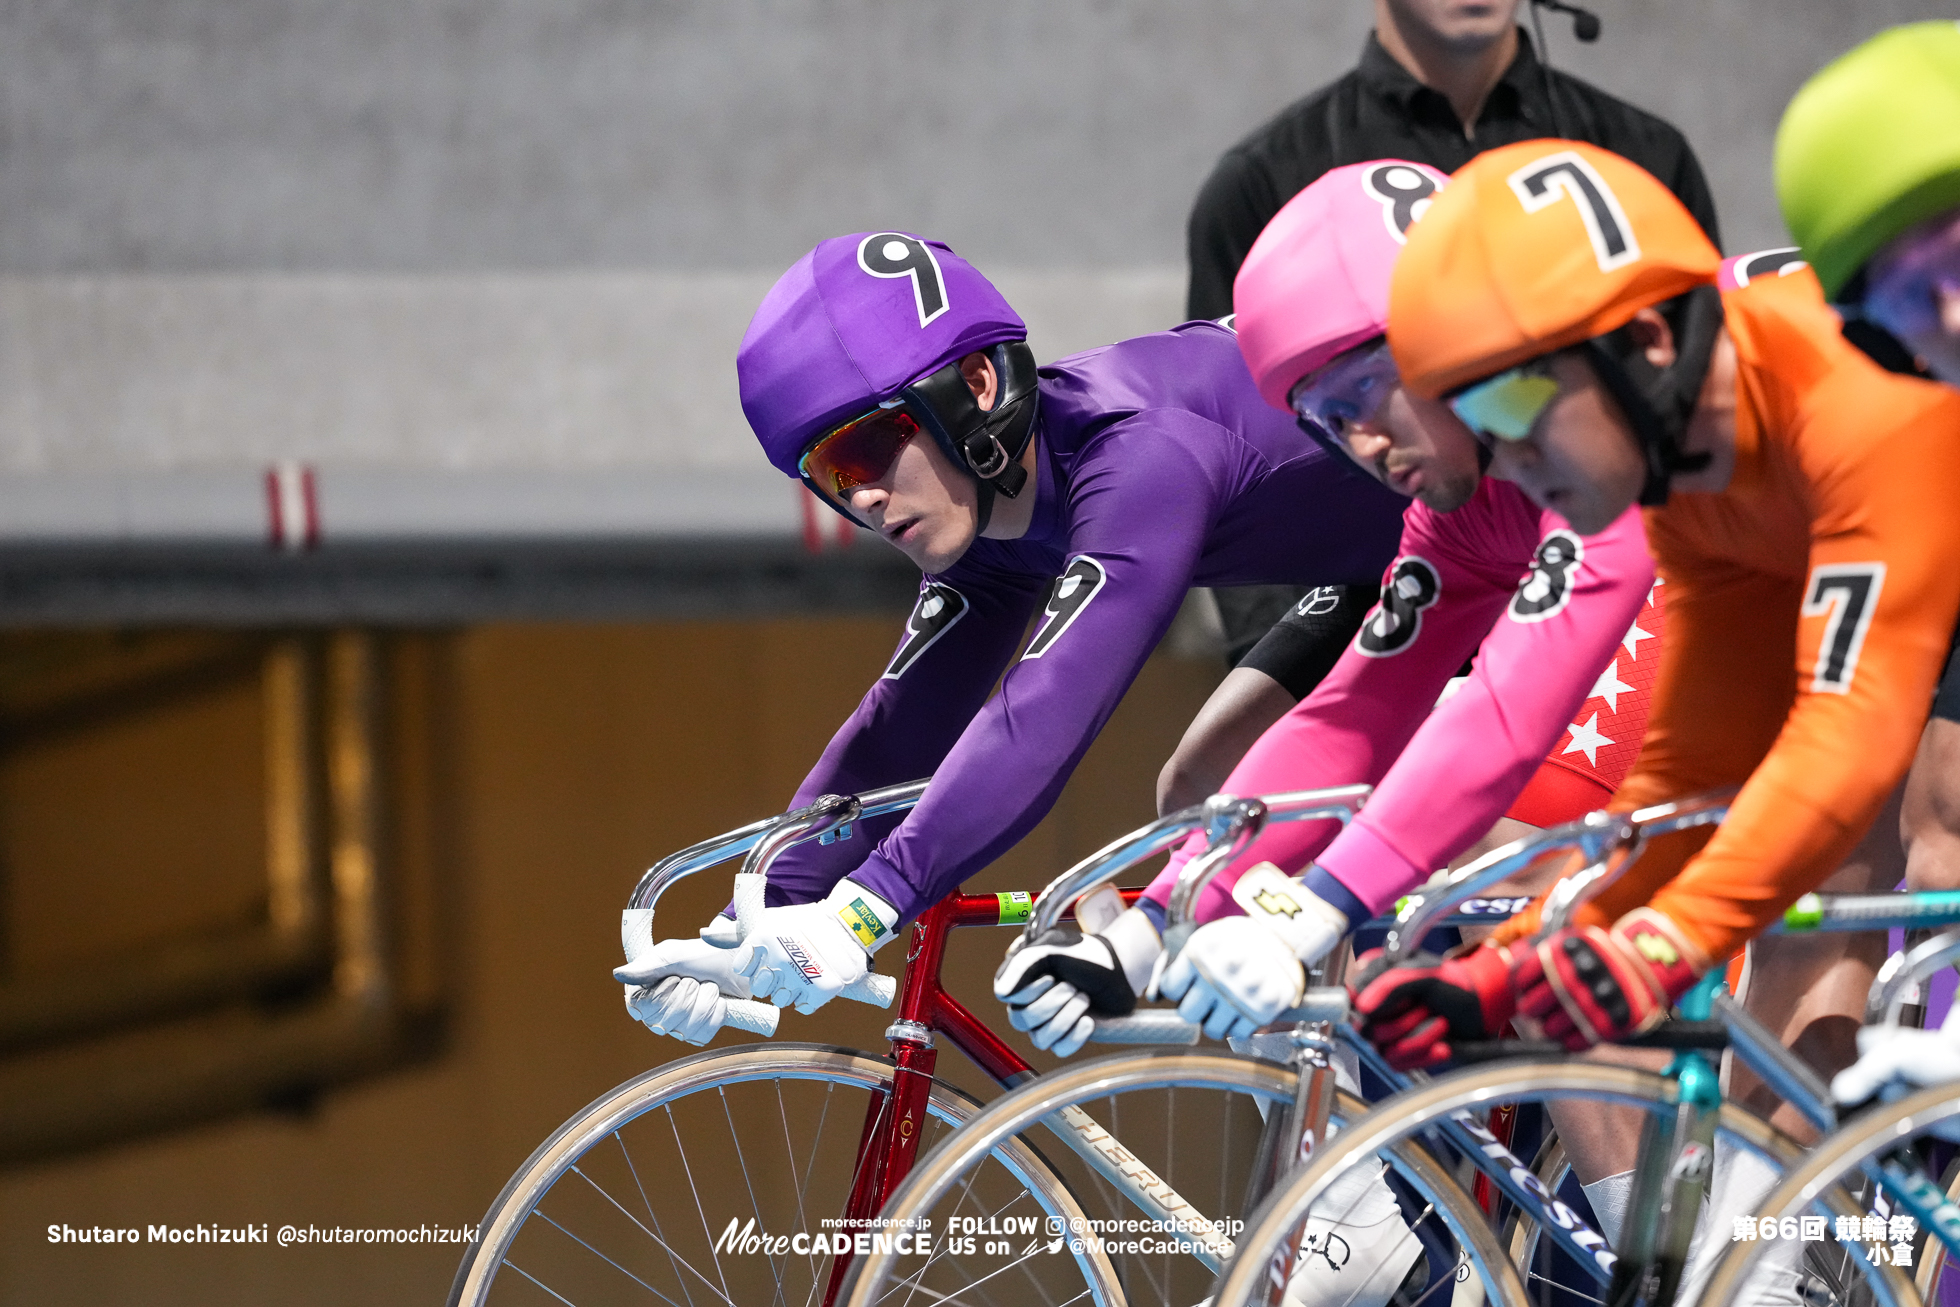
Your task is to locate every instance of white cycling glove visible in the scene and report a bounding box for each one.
[995,890,1162,1058]
[739,880,899,1015]
[614,936,756,1045]
[1156,864,1348,1042]
[1832,1009,1960,1140]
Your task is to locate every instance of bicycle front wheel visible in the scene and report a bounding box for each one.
[448,1042,1115,1307]
[844,1047,1525,1307]
[1695,1082,1960,1307]
[1209,1059,1830,1307]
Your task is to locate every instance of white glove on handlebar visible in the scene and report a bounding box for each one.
[614,936,756,1044]
[739,880,898,1015]
[1157,864,1347,1042]
[995,897,1162,1058]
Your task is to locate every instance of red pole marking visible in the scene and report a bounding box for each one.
[801,487,823,554]
[264,467,285,550]
[265,462,321,552]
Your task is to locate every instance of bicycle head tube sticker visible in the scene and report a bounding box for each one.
[838,897,889,948]
[884,583,969,680]
[995,891,1033,925]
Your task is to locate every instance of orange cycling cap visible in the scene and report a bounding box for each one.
[1389,140,1722,399]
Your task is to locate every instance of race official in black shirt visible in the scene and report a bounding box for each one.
[1161,0,1720,815]
[1187,5,1720,320]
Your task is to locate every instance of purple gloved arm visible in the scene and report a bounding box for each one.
[841,417,1229,922]
[756,567,1044,909]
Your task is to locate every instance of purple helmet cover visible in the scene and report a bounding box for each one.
[738,233,1026,478]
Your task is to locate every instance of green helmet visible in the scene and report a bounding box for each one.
[1775,21,1960,300]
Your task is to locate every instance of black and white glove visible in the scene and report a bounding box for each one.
[995,895,1162,1058]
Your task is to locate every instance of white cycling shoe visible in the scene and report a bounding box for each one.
[1229,1032,1424,1307]
[1282,1156,1425,1307]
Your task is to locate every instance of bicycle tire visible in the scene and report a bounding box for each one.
[1497,1104,1901,1307]
[448,1042,1119,1307]
[1913,1151,1960,1301]
[841,1048,1529,1307]
[1696,1082,1960,1307]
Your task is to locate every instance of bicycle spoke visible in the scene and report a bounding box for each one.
[891,1170,997,1307]
[878,1180,1046,1305]
[614,1129,695,1307]
[501,1258,584,1307]
[531,1206,694,1307]
[1163,1086,1174,1297]
[774,1078,823,1296]
[1092,1090,1170,1307]
[907,1244,1060,1305]
[1331,1197,1427,1307]
[663,1103,734,1304]
[565,1166,737,1307]
[791,1082,840,1307]
[1080,1140,1170,1305]
[716,1085,785,1307]
[1401,1254,1466,1307]
[1218,1090,1236,1221]
[1526,1267,1605,1305]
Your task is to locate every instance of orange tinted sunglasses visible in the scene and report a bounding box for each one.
[798,406,921,517]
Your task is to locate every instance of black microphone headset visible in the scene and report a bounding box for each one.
[1527,0,1602,139]
[1532,0,1601,44]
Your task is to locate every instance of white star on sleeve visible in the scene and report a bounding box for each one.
[1589,662,1635,713]
[1622,621,1652,660]
[1563,713,1614,767]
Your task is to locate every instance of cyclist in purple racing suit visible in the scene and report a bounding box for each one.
[614,231,1407,1042]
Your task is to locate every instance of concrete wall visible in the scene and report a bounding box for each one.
[0,1,1948,509]
[6,1,1952,278]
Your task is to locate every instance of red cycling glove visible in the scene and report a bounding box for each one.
[1352,942,1538,1071]
[1516,908,1706,1049]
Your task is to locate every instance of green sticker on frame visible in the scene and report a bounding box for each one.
[996,891,1033,925]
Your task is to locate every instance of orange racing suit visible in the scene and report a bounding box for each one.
[1492,253,1960,968]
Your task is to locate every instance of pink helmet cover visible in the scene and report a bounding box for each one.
[1234,160,1449,412]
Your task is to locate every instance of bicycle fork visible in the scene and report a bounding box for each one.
[819,907,954,1307]
[1256,1028,1343,1305]
[820,1026,936,1307]
[1607,1052,1719,1307]
[1609,970,1730,1307]
[1249,952,1349,1306]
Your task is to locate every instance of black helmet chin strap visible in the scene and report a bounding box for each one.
[902,341,1041,534]
[1583,284,1723,506]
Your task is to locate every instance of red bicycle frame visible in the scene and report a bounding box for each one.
[819,887,1141,1307]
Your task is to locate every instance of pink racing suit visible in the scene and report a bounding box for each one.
[1142,476,1658,931]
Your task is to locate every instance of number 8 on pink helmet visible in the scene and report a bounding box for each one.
[1233,159,1449,471]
